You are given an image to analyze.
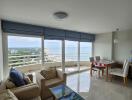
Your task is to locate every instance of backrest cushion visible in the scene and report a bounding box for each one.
[10,68,26,87]
[123,60,130,77]
[41,68,57,80]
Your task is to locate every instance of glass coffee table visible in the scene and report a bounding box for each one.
[49,84,85,100]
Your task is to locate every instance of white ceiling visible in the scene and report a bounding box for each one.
[0,0,132,34]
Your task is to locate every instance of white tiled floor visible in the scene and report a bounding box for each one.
[66,71,132,100]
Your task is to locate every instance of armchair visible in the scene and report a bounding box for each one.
[36,69,66,100]
[11,83,40,100]
[5,74,41,100]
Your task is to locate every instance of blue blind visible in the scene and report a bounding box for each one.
[2,20,43,36]
[80,33,95,42]
[44,28,65,40]
[1,20,95,42]
[65,31,81,41]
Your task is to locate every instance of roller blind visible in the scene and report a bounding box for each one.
[2,20,95,42]
[2,20,43,36]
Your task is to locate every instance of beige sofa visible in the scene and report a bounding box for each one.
[0,89,18,100]
[36,69,66,100]
[0,74,41,100]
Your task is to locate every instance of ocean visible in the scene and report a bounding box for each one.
[46,46,92,61]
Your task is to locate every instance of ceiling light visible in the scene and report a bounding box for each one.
[53,11,68,19]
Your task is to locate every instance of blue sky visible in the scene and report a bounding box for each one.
[8,36,92,48]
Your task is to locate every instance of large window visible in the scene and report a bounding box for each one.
[80,42,92,61]
[65,41,78,61]
[44,40,62,63]
[8,35,92,68]
[8,35,41,67]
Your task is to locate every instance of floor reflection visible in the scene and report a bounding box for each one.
[66,71,132,100]
[67,71,90,93]
[58,66,89,74]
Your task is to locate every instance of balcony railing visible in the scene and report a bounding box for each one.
[8,55,41,67]
[8,53,90,67]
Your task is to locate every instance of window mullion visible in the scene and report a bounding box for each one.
[41,36,44,66]
[62,40,65,72]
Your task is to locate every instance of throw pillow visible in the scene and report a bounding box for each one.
[23,74,32,84]
[41,68,57,80]
[10,68,26,87]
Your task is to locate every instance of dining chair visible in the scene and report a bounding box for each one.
[89,57,94,62]
[95,56,105,77]
[95,56,100,61]
[89,57,105,77]
[109,59,129,85]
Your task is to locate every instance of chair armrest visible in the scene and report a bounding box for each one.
[36,72,46,89]
[57,70,66,84]
[11,83,40,100]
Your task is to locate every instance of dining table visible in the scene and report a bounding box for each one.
[94,60,115,81]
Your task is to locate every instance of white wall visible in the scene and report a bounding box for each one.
[113,30,132,62]
[94,33,113,60]
[94,30,132,62]
[0,20,3,80]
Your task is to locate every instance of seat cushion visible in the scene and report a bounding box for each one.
[10,68,26,87]
[110,69,123,77]
[41,68,57,80]
[45,78,63,87]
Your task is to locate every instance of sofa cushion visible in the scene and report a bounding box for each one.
[10,68,26,87]
[23,74,32,84]
[45,78,63,87]
[11,83,40,100]
[41,68,57,80]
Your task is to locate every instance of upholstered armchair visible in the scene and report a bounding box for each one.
[11,83,41,100]
[4,74,41,100]
[36,69,66,100]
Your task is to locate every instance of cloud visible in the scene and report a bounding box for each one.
[8,36,41,48]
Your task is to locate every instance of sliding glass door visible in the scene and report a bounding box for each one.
[44,40,62,69]
[65,40,78,72]
[80,42,92,69]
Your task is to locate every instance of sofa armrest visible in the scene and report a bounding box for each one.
[0,89,18,100]
[11,83,40,100]
[57,70,66,84]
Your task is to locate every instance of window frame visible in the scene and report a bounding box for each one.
[4,32,93,72]
[7,33,43,68]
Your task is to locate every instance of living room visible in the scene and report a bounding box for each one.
[0,0,132,100]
